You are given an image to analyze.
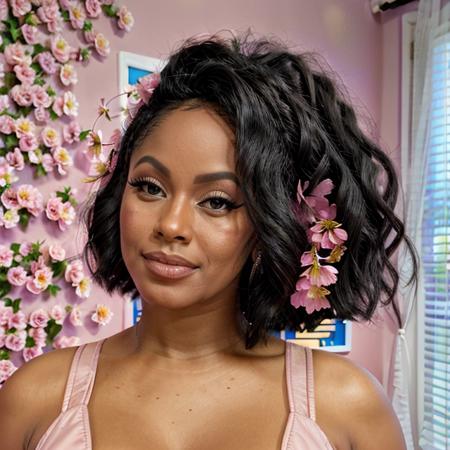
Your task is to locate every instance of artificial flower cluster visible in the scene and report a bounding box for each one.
[0,181,78,229]
[83,71,161,182]
[290,178,348,314]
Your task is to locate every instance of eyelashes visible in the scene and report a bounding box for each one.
[127,176,244,212]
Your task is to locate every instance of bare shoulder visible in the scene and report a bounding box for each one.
[311,348,406,450]
[0,345,78,450]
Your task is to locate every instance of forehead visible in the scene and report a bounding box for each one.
[131,105,237,173]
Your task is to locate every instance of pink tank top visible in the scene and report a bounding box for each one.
[35,339,335,450]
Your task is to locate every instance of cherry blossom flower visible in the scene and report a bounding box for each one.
[16,184,43,214]
[136,72,160,103]
[52,146,73,175]
[26,266,53,294]
[0,360,18,385]
[23,345,44,362]
[49,243,66,261]
[0,209,20,228]
[0,245,14,267]
[41,126,61,148]
[94,32,110,57]
[15,117,35,138]
[290,284,332,314]
[75,276,91,298]
[117,5,134,32]
[0,157,17,186]
[58,201,76,229]
[62,91,79,116]
[37,51,58,75]
[85,130,103,160]
[91,304,113,325]
[53,335,80,349]
[60,63,77,86]
[69,1,86,29]
[7,266,28,286]
[51,35,71,63]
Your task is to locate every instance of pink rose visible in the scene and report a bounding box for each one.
[0,115,15,134]
[52,96,64,117]
[19,242,32,256]
[14,62,35,85]
[50,304,65,324]
[48,243,65,261]
[29,308,50,328]
[19,134,38,152]
[5,148,24,171]
[1,188,19,209]
[63,121,80,144]
[4,42,30,66]
[0,245,13,267]
[0,0,8,23]
[37,51,58,75]
[83,29,96,44]
[10,84,33,107]
[65,259,84,285]
[8,311,27,330]
[69,306,82,326]
[34,106,50,124]
[42,153,54,172]
[7,266,28,286]
[16,184,41,210]
[4,331,27,352]
[0,360,18,384]
[85,0,101,17]
[117,5,134,32]
[0,306,13,326]
[45,196,63,221]
[0,95,10,110]
[21,24,41,45]
[10,0,32,17]
[31,85,52,108]
[28,326,47,347]
[53,335,80,349]
[23,345,44,362]
[37,0,60,23]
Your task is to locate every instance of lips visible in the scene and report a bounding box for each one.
[142,251,198,268]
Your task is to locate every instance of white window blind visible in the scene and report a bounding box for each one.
[419,33,450,450]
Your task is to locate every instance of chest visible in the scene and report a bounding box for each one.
[88,361,290,450]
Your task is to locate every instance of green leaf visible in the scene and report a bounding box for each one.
[30,62,43,75]
[10,243,20,254]
[1,35,11,49]
[0,87,8,95]
[24,12,38,26]
[4,134,18,150]
[0,282,11,298]
[18,106,33,118]
[3,72,17,90]
[44,319,62,341]
[0,349,10,360]
[32,43,46,57]
[101,4,118,17]
[46,284,61,297]
[80,47,90,62]
[34,77,45,87]
[51,261,67,278]
[10,26,22,43]
[35,163,47,177]
[11,298,21,313]
[49,109,58,121]
[0,271,7,282]
[82,20,93,32]
[25,336,36,348]
[47,86,56,97]
[3,297,12,306]
[61,9,70,22]
[79,129,90,141]
[18,208,30,228]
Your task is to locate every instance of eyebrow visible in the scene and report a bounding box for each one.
[133,155,240,186]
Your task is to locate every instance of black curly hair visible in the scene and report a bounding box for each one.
[83,32,419,349]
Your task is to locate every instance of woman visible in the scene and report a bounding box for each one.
[0,33,418,450]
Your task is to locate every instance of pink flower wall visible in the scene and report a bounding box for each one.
[1,0,415,400]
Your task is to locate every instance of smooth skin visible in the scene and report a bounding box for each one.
[0,104,406,450]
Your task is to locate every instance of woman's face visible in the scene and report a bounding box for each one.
[120,104,255,311]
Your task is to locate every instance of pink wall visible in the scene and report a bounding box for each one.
[5,0,411,392]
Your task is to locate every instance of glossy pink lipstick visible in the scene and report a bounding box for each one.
[142,251,198,280]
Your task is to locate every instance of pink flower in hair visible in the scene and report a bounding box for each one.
[136,72,160,103]
[290,279,332,314]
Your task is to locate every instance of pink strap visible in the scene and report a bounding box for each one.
[286,342,316,420]
[61,339,106,412]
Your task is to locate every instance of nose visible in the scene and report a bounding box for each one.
[152,194,193,243]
